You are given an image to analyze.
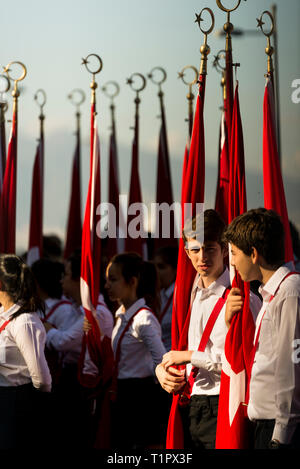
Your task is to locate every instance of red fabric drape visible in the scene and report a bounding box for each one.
[153,103,177,250]
[215,109,230,225]
[166,75,206,449]
[125,110,147,258]
[64,127,82,259]
[27,136,44,266]
[216,83,253,449]
[263,78,294,263]
[0,108,17,254]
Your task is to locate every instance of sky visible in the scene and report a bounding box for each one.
[1,0,299,253]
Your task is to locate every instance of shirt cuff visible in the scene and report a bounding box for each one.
[272,422,295,445]
[191,351,208,370]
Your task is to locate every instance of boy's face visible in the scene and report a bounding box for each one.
[229,243,258,282]
[185,238,226,282]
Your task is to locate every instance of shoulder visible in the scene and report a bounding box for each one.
[134,307,160,327]
[277,273,300,300]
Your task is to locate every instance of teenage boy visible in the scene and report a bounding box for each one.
[156,209,261,449]
[224,207,300,449]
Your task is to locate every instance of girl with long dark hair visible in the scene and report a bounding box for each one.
[105,252,166,449]
[0,254,51,448]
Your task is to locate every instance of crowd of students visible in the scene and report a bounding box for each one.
[0,208,299,450]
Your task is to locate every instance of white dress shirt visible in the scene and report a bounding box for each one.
[44,298,77,330]
[160,282,175,352]
[112,298,166,380]
[46,295,114,367]
[247,264,300,444]
[187,268,231,396]
[0,304,51,391]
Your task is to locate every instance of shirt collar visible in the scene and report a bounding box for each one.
[192,267,230,298]
[258,263,293,300]
[115,297,146,321]
[0,303,21,320]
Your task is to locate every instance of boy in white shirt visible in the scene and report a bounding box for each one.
[224,208,300,449]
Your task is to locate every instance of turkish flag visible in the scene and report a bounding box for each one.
[0,104,6,192]
[106,121,124,260]
[166,74,206,449]
[125,109,147,258]
[64,126,82,259]
[79,107,102,386]
[0,107,17,254]
[263,78,294,263]
[215,109,229,225]
[216,83,253,449]
[153,104,177,250]
[27,137,44,266]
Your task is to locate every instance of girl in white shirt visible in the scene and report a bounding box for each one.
[0,254,51,449]
[105,252,166,449]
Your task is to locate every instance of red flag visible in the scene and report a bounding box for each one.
[216,83,253,449]
[166,74,206,449]
[153,104,177,250]
[79,107,102,386]
[27,137,44,266]
[125,107,147,258]
[215,108,230,225]
[0,103,6,192]
[64,126,82,259]
[0,107,17,254]
[106,119,124,260]
[263,77,294,263]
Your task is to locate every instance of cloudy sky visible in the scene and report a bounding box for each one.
[1,0,299,253]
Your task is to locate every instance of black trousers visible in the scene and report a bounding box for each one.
[179,394,219,450]
[111,377,162,449]
[253,419,300,449]
[0,383,52,449]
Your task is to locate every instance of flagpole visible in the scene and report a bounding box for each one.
[178,65,198,139]
[34,89,46,142]
[68,88,85,139]
[257,10,281,166]
[1,61,26,254]
[102,81,120,137]
[0,75,10,189]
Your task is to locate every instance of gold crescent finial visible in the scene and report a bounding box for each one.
[34,89,47,112]
[81,53,103,106]
[257,11,275,76]
[195,8,215,76]
[102,81,120,102]
[126,73,147,94]
[216,0,241,14]
[147,67,167,89]
[68,88,86,111]
[3,61,27,100]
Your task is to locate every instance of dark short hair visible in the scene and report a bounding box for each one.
[182,209,226,247]
[31,258,64,299]
[153,245,179,270]
[224,208,285,268]
[110,252,160,315]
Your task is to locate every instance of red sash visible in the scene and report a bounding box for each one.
[0,319,10,333]
[159,292,174,324]
[110,305,153,401]
[178,287,231,406]
[43,300,72,323]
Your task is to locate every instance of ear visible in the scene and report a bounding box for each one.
[129,276,139,290]
[250,247,259,264]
